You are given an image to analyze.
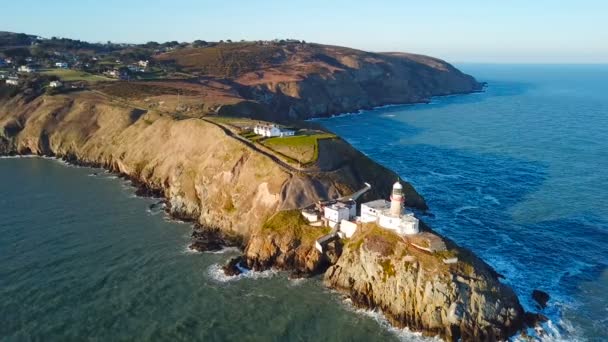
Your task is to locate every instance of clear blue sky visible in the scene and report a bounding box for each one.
[3,0,607,63]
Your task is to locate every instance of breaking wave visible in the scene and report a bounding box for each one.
[341,298,441,342]
[207,263,278,283]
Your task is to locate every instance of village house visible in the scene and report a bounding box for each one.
[18,65,36,73]
[49,80,63,88]
[5,76,20,86]
[138,60,149,68]
[55,62,69,69]
[253,123,296,137]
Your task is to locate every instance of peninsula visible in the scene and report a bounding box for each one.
[0,32,536,341]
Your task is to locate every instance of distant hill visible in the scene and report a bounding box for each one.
[0,32,482,122]
[0,31,38,48]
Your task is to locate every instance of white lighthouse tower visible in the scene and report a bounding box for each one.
[360,180,420,235]
[389,181,404,216]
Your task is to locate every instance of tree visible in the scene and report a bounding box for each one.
[192,40,208,48]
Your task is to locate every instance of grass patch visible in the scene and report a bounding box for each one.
[263,210,330,242]
[40,68,114,83]
[380,258,396,281]
[347,224,402,257]
[262,133,336,164]
[155,43,285,77]
[96,82,199,99]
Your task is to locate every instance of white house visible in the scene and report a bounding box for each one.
[323,200,356,228]
[138,60,149,68]
[18,65,36,73]
[55,62,68,69]
[253,123,295,137]
[6,77,20,86]
[49,80,63,88]
[360,181,420,236]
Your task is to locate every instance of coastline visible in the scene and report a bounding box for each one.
[0,82,533,340]
[307,85,488,122]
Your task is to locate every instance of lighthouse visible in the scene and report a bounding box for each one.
[389,181,404,217]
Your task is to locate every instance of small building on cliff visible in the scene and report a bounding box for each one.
[360,181,420,235]
[253,123,295,137]
[308,181,420,252]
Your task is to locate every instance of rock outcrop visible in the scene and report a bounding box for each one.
[324,224,525,341]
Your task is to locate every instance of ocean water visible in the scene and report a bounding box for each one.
[0,157,433,341]
[316,64,608,341]
[1,64,607,341]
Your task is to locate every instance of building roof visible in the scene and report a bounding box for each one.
[362,199,390,209]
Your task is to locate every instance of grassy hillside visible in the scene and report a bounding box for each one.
[155,42,286,77]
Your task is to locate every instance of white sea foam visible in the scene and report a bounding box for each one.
[206,246,241,255]
[429,171,462,179]
[453,205,479,215]
[162,216,190,225]
[483,195,501,205]
[288,277,308,287]
[207,263,278,283]
[341,298,441,342]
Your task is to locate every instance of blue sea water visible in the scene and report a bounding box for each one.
[0,158,434,342]
[316,64,608,340]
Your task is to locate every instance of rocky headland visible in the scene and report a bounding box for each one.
[0,43,535,341]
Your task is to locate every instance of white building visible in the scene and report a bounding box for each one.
[323,201,356,228]
[339,220,358,238]
[5,77,20,86]
[253,123,295,138]
[18,65,36,73]
[49,81,63,88]
[360,181,420,236]
[55,62,68,69]
[138,60,149,67]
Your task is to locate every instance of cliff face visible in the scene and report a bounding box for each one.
[155,43,482,121]
[243,52,482,120]
[0,92,425,237]
[324,225,524,341]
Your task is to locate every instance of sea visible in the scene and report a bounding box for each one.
[1,64,607,341]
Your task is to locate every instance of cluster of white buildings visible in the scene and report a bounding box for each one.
[303,181,421,252]
[253,123,296,138]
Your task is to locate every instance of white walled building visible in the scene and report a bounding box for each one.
[49,81,63,88]
[18,65,36,73]
[339,220,358,238]
[360,181,420,236]
[323,201,356,228]
[253,123,295,138]
[55,62,68,68]
[5,77,20,86]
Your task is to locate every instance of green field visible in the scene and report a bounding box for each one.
[263,133,336,148]
[262,132,336,164]
[40,69,114,83]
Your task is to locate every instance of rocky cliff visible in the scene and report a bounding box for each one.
[0,91,424,238]
[324,224,524,341]
[154,43,483,121]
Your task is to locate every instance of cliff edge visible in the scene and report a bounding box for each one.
[324,224,524,341]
